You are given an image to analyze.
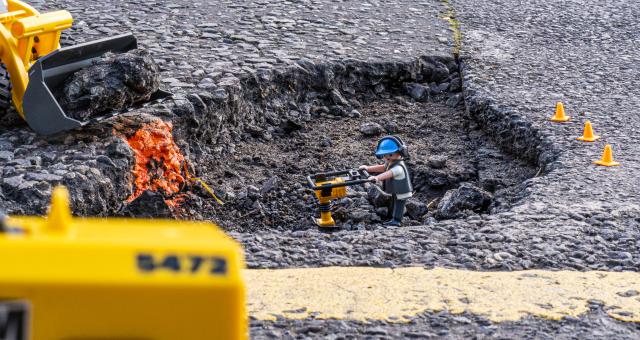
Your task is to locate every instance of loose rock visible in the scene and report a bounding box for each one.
[59,49,160,121]
[437,183,493,219]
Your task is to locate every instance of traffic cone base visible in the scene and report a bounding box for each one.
[550,116,570,122]
[594,159,620,166]
[577,120,600,142]
[550,102,570,122]
[577,135,601,142]
[594,144,620,166]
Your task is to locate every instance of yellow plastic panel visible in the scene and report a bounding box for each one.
[0,215,247,340]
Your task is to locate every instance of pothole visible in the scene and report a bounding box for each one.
[0,54,540,230]
[159,56,540,232]
[190,97,535,232]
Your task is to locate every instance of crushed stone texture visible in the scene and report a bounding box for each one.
[0,0,639,337]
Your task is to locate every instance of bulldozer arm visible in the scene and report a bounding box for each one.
[23,33,169,135]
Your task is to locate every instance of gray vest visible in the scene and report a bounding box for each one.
[382,160,413,195]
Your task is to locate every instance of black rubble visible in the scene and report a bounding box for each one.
[58,48,160,121]
[436,183,493,219]
[119,189,173,219]
[0,0,636,337]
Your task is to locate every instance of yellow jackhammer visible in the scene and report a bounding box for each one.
[306,168,375,231]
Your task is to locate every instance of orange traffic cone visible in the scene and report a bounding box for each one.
[593,144,620,166]
[550,102,570,122]
[576,120,600,142]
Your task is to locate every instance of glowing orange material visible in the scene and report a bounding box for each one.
[124,120,190,206]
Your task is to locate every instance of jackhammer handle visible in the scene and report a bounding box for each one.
[358,169,390,196]
[358,168,371,179]
[305,175,318,189]
[306,176,373,190]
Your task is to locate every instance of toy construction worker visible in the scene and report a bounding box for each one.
[360,136,413,226]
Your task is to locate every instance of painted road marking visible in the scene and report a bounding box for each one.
[245,267,640,323]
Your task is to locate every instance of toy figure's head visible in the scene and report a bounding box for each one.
[375,135,409,160]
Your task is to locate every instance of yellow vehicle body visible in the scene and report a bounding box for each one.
[0,188,247,340]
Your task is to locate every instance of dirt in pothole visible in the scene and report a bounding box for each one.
[188,96,536,233]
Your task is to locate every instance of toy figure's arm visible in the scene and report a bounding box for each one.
[371,170,393,183]
[360,164,385,173]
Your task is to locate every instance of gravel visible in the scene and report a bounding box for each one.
[252,306,640,339]
[0,0,637,337]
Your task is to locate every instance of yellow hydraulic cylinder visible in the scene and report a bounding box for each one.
[0,186,247,339]
[11,10,72,38]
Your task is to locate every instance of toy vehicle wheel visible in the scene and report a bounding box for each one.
[0,64,13,117]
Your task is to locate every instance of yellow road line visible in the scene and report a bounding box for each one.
[245,267,640,323]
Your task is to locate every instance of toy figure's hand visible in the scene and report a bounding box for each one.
[368,176,378,183]
[359,165,368,171]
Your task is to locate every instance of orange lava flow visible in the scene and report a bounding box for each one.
[124,120,190,208]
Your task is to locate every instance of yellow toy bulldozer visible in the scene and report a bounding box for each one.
[0,186,247,339]
[0,0,167,135]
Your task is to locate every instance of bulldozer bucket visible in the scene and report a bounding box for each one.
[22,33,169,135]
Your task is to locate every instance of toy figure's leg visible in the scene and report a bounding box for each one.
[383,195,407,227]
[392,199,406,223]
[386,194,396,221]
[384,195,405,226]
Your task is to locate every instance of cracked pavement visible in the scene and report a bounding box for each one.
[4,0,640,338]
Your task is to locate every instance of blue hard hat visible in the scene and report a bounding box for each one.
[375,138,400,158]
